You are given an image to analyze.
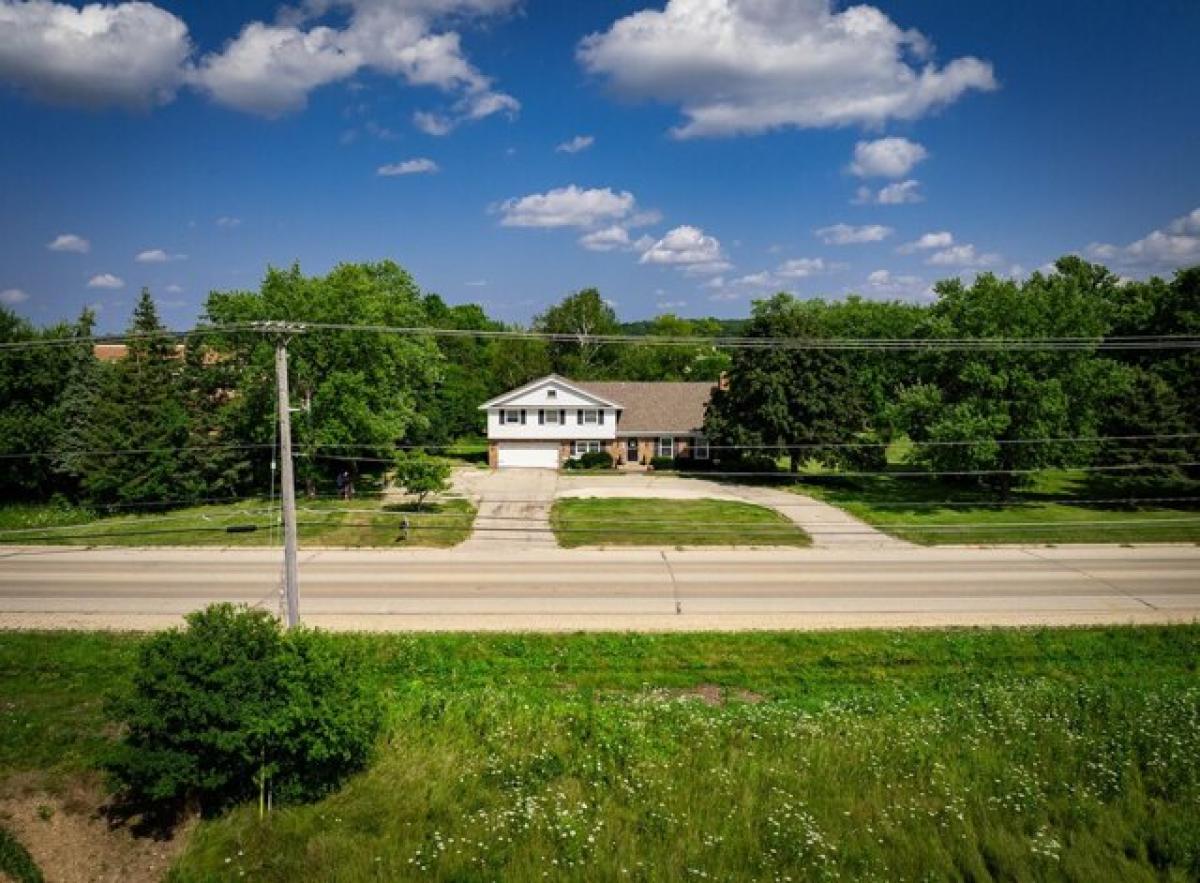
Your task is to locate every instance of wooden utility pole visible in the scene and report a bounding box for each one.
[263,322,306,628]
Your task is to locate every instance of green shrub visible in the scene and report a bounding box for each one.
[671,455,716,472]
[0,826,43,883]
[648,456,674,470]
[568,451,614,472]
[717,453,779,474]
[106,604,382,815]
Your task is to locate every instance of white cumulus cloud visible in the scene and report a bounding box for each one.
[193,0,519,126]
[925,243,999,267]
[639,225,730,274]
[0,0,191,109]
[1086,207,1200,273]
[897,230,954,253]
[0,287,29,305]
[46,233,90,253]
[723,256,834,292]
[816,223,893,245]
[864,269,928,298]
[377,157,439,176]
[849,137,928,178]
[87,272,124,289]
[579,225,637,252]
[776,257,828,278]
[877,179,923,205]
[0,0,519,129]
[556,134,594,154]
[135,248,186,262]
[578,0,997,138]
[854,179,923,205]
[498,185,637,229]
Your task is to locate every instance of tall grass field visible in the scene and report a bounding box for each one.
[1,627,1197,881]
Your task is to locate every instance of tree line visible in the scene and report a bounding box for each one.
[705,257,1199,494]
[0,262,734,506]
[0,256,1196,506]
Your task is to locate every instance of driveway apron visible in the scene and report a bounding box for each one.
[456,468,560,550]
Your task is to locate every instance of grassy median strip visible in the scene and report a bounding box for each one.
[792,470,1200,544]
[0,498,476,547]
[550,496,811,548]
[1,627,1198,880]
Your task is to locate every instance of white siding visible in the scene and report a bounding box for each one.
[495,382,609,410]
[488,406,617,440]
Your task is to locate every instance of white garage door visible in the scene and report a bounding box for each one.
[496,442,560,469]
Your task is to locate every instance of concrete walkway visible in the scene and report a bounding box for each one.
[556,472,906,548]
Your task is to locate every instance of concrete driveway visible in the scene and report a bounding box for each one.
[557,472,906,548]
[452,468,903,549]
[454,468,560,549]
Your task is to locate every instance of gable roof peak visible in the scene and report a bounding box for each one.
[479,374,622,409]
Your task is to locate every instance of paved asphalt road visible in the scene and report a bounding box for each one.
[0,545,1197,631]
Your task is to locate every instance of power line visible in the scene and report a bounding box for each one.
[262,322,1200,352]
[8,432,1195,461]
[0,524,273,542]
[0,324,265,352]
[9,518,1192,544]
[5,502,1197,541]
[0,442,276,461]
[3,322,1200,353]
[311,455,1200,477]
[0,509,278,537]
[2,494,1195,538]
[306,519,1200,534]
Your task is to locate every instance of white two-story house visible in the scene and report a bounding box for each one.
[480,374,714,469]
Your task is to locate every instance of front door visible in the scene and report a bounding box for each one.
[626,438,639,465]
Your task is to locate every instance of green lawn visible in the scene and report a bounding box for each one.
[1,627,1198,881]
[791,470,1200,545]
[550,497,811,548]
[0,497,476,548]
[434,436,490,468]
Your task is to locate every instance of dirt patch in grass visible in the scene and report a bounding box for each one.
[0,776,194,883]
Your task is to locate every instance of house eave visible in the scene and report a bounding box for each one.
[478,374,623,410]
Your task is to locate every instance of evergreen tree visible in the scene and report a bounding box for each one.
[64,290,192,504]
[176,334,255,499]
[51,308,102,497]
[0,307,88,499]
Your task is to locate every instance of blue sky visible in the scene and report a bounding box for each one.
[1,0,1198,331]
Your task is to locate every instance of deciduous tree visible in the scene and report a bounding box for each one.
[896,264,1113,495]
[392,451,451,510]
[533,288,618,378]
[704,293,874,471]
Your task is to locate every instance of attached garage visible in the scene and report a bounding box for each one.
[495,441,560,469]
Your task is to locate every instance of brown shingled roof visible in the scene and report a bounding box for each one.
[574,381,714,434]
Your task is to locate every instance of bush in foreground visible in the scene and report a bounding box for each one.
[106,604,382,815]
